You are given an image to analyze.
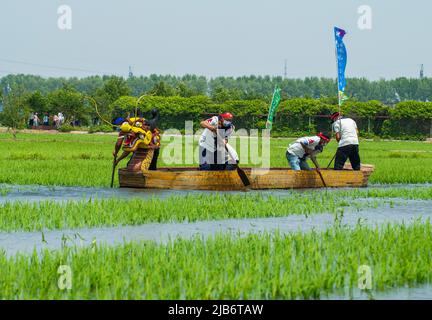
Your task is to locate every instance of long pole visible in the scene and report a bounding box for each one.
[331,28,343,169]
[110,158,117,188]
[326,152,336,169]
[334,30,342,114]
[316,166,327,187]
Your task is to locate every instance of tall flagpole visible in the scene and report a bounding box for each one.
[334,31,341,114]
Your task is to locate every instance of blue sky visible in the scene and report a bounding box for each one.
[0,0,429,79]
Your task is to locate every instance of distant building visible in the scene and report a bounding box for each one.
[420,64,424,79]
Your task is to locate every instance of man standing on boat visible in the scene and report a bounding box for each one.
[199,112,238,170]
[330,112,361,170]
[286,133,330,171]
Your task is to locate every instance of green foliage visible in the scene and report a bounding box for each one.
[47,87,90,125]
[110,96,137,118]
[57,124,74,132]
[2,74,432,103]
[176,81,200,97]
[148,81,176,97]
[25,91,49,113]
[0,87,30,137]
[2,74,432,138]
[390,101,432,120]
[1,133,432,187]
[88,125,114,133]
[92,76,131,120]
[0,187,431,232]
[2,222,432,299]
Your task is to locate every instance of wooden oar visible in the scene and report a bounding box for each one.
[110,157,117,188]
[311,157,327,187]
[326,152,336,169]
[213,128,250,187]
[316,168,327,187]
[224,144,250,187]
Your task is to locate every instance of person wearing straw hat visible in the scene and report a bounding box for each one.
[330,112,361,170]
[286,132,331,171]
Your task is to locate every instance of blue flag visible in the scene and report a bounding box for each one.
[334,27,348,105]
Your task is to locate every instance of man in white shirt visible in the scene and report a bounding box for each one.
[330,112,361,170]
[286,132,330,171]
[199,112,238,170]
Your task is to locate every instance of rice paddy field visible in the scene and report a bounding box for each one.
[1,132,432,186]
[1,131,432,299]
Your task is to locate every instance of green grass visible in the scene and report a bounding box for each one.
[2,222,432,299]
[1,133,432,187]
[0,188,431,232]
[0,186,11,196]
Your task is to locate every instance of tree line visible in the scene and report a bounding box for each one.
[0,75,431,140]
[1,74,432,104]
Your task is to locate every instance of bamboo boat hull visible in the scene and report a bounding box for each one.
[118,165,374,190]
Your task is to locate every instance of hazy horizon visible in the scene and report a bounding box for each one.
[0,1,430,80]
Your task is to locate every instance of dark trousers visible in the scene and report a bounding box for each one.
[149,148,159,170]
[334,144,361,171]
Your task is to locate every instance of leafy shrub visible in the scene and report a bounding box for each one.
[106,96,432,140]
[57,124,74,132]
[88,125,114,133]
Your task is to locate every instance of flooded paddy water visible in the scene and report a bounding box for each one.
[322,283,432,300]
[1,183,432,299]
[0,198,430,257]
[1,182,431,203]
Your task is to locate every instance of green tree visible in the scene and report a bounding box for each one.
[149,81,176,97]
[26,91,49,113]
[92,77,131,121]
[0,88,29,138]
[175,82,197,97]
[47,88,90,126]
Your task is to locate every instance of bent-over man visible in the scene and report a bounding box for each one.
[286,132,330,171]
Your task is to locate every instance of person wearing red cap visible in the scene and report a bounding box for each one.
[330,112,361,170]
[286,133,330,171]
[199,112,238,170]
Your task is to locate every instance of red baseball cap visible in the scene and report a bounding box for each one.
[330,112,341,122]
[219,112,233,120]
[317,132,331,142]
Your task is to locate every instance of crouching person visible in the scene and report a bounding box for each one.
[286,133,330,170]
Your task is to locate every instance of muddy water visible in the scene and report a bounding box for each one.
[1,183,431,203]
[0,199,431,257]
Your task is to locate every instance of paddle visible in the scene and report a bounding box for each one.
[110,157,117,188]
[213,128,250,187]
[225,144,250,187]
[326,152,336,169]
[315,167,327,187]
[311,156,327,187]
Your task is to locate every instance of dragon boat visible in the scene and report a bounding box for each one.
[118,149,374,190]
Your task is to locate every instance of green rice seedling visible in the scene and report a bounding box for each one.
[0,191,391,232]
[1,222,432,299]
[0,187,11,196]
[0,186,430,232]
[1,133,432,186]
